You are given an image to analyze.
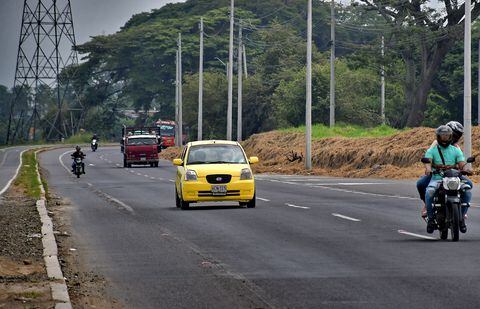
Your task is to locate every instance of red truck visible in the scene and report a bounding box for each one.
[121,126,161,168]
[156,120,188,148]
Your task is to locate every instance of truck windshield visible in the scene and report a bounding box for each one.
[187,145,247,165]
[160,125,175,136]
[127,138,157,146]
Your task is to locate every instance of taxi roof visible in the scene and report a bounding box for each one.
[187,140,240,147]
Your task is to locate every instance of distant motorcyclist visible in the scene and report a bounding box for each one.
[91,134,99,151]
[416,121,473,217]
[71,145,86,174]
[422,125,471,234]
[91,134,99,142]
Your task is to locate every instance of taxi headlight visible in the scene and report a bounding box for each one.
[240,168,253,180]
[443,177,461,191]
[185,170,198,181]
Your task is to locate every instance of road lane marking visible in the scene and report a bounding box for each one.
[169,179,175,183]
[0,149,27,196]
[88,164,95,166]
[257,197,270,202]
[332,213,361,222]
[285,203,310,209]
[58,150,71,173]
[86,182,134,214]
[150,177,156,180]
[0,150,9,168]
[398,230,436,240]
[312,185,417,201]
[136,173,142,176]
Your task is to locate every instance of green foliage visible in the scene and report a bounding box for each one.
[282,124,400,139]
[64,131,94,145]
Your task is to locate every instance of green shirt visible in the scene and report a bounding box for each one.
[425,145,465,180]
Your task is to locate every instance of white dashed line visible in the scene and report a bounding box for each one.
[169,179,175,183]
[150,177,156,180]
[86,182,134,214]
[398,230,436,240]
[136,173,142,176]
[332,213,361,222]
[257,197,270,202]
[285,203,310,209]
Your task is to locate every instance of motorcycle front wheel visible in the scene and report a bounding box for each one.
[451,203,460,242]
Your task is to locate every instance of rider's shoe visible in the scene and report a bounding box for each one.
[460,220,467,233]
[427,219,436,234]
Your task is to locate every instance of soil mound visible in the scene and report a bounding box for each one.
[160,127,480,181]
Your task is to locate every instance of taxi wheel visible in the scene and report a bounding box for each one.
[175,188,181,208]
[181,199,190,210]
[246,193,256,208]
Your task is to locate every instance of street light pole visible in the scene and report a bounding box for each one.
[464,0,472,160]
[198,17,204,141]
[329,0,336,128]
[237,19,243,142]
[306,0,312,171]
[381,35,385,125]
[178,33,183,147]
[227,0,234,140]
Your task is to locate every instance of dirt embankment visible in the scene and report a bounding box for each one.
[160,127,480,182]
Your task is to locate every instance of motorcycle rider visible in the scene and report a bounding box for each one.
[71,145,86,174]
[416,121,473,217]
[423,125,471,234]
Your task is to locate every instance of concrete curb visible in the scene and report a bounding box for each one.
[34,150,72,309]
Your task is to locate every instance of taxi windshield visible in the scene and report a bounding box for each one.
[187,145,247,165]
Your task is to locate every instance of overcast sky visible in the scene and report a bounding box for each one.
[0,0,185,87]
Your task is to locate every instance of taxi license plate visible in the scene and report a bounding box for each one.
[140,157,146,161]
[211,185,227,196]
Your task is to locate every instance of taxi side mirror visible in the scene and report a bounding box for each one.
[173,159,183,166]
[249,156,259,165]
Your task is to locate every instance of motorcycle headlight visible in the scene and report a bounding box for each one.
[443,177,461,191]
[185,170,198,181]
[240,168,253,180]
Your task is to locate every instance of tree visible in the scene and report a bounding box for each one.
[360,0,480,127]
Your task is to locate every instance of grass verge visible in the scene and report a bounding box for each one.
[14,150,41,199]
[281,124,400,139]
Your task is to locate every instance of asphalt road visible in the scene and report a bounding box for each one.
[40,146,480,309]
[0,146,30,196]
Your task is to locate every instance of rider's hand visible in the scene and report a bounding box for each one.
[425,166,432,176]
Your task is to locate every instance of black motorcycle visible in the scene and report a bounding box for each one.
[91,139,98,152]
[73,157,84,178]
[421,157,474,241]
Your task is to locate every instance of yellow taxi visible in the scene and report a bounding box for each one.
[173,140,259,210]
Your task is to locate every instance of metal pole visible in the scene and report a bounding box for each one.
[243,44,248,78]
[329,0,335,128]
[178,33,183,146]
[237,20,243,142]
[464,0,472,160]
[381,35,386,125]
[175,47,179,146]
[306,0,312,170]
[198,17,204,141]
[227,0,234,140]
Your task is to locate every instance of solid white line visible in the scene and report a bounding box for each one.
[257,197,270,202]
[332,213,361,222]
[0,149,27,196]
[59,150,72,173]
[398,230,436,240]
[285,203,310,209]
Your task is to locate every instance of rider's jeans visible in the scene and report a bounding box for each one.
[425,178,473,220]
[417,175,432,202]
[425,180,440,220]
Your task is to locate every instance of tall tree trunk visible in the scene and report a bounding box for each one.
[404,39,454,127]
